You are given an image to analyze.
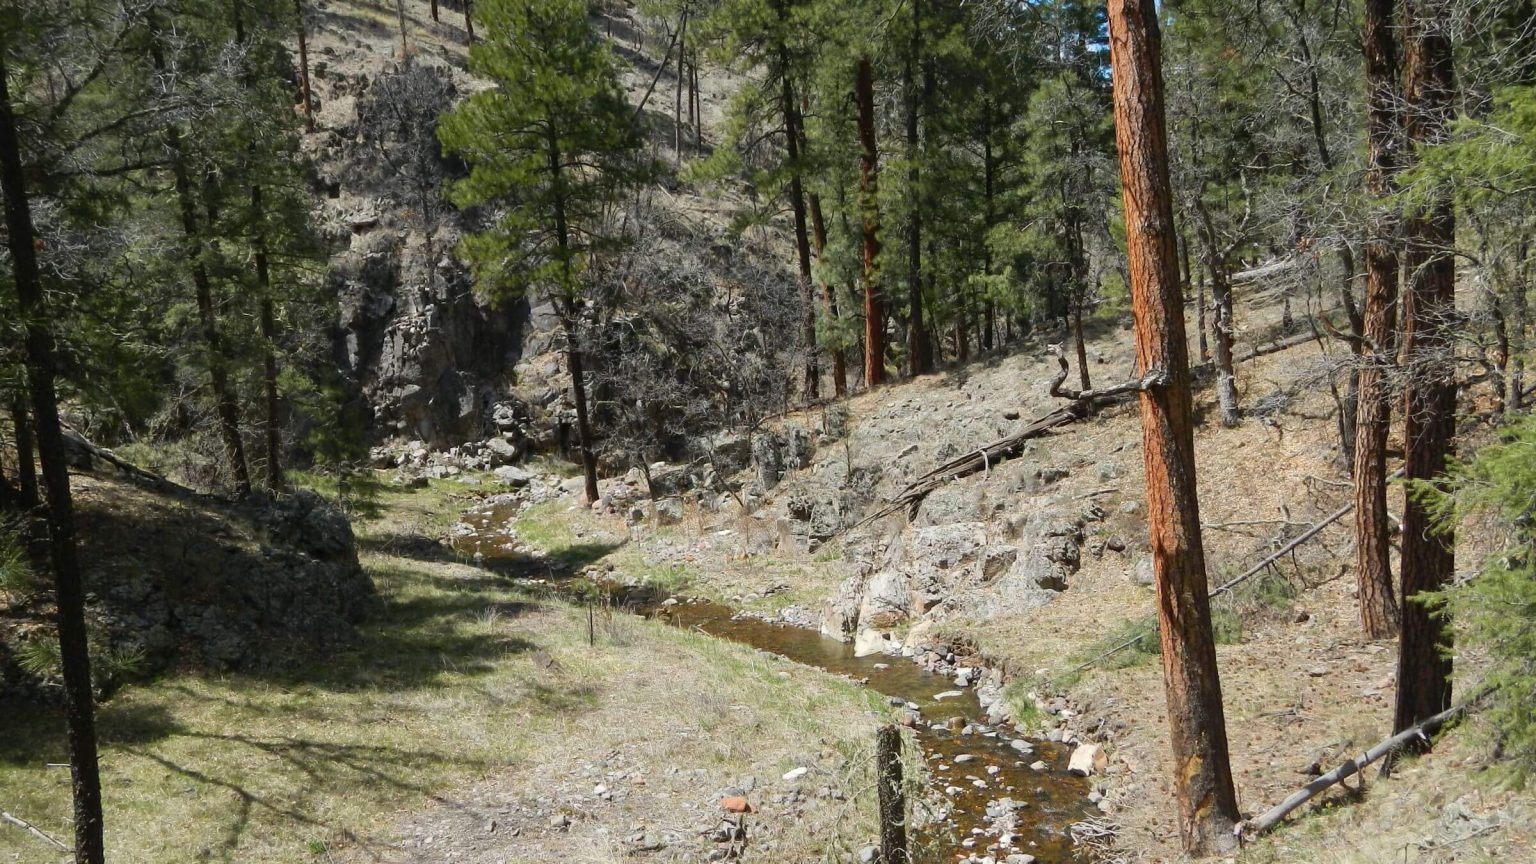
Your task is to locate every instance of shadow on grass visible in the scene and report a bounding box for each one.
[0,698,183,766]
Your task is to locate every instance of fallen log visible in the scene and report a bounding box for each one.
[1238,692,1488,839]
[854,328,1321,531]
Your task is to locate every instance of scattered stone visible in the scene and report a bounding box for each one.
[720,796,755,814]
[782,766,809,782]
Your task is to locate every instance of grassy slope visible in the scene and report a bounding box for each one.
[0,479,884,864]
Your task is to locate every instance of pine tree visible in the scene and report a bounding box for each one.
[0,30,105,864]
[1107,0,1240,852]
[439,0,648,504]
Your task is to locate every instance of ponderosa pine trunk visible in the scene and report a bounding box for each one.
[464,0,474,42]
[0,47,106,864]
[675,8,688,160]
[1106,0,1241,853]
[151,31,253,497]
[857,56,884,388]
[809,191,848,396]
[1395,0,1457,737]
[1355,0,1403,640]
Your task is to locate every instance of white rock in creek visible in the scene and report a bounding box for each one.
[1068,743,1107,777]
[934,690,965,701]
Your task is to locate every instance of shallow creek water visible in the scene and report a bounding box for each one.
[453,503,1092,863]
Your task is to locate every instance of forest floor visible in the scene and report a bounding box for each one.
[489,311,1536,864]
[0,477,888,864]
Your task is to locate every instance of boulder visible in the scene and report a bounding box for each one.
[494,465,535,487]
[858,571,911,628]
[484,436,518,466]
[1068,743,1107,777]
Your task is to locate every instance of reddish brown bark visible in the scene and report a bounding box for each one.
[1395,0,1457,736]
[1355,0,1402,639]
[1107,0,1240,854]
[857,57,884,388]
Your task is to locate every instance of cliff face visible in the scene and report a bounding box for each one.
[328,222,530,449]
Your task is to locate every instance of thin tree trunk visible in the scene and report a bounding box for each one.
[430,0,439,22]
[809,192,847,397]
[904,0,930,377]
[1197,202,1239,426]
[856,56,884,388]
[1338,245,1361,478]
[0,49,105,864]
[1395,0,1457,738]
[775,7,817,400]
[11,396,38,508]
[1107,1,1240,854]
[675,8,687,160]
[237,5,285,492]
[396,0,409,55]
[545,117,599,504]
[982,101,997,353]
[692,50,701,152]
[293,0,315,132]
[1512,241,1529,411]
[1196,259,1209,362]
[464,0,474,42]
[1355,0,1404,640]
[151,33,252,496]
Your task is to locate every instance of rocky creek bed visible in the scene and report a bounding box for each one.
[451,499,1099,864]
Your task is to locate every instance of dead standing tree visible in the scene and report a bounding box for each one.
[1107,0,1241,854]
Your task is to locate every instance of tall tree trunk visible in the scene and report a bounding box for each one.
[464,0,474,42]
[430,0,439,22]
[236,4,285,492]
[11,396,38,508]
[547,121,599,504]
[151,33,252,496]
[691,50,702,152]
[0,49,106,864]
[982,100,998,353]
[809,192,848,397]
[1355,0,1404,640]
[856,57,884,388]
[1106,1,1240,854]
[1395,0,1457,737]
[293,0,315,132]
[903,0,930,377]
[776,7,817,400]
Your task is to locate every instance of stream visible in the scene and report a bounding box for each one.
[452,502,1093,864]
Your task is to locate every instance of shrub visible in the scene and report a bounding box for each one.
[1417,412,1536,788]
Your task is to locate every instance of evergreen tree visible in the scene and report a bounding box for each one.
[439,0,648,504]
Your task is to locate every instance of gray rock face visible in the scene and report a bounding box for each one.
[333,229,527,449]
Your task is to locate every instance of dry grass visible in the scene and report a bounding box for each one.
[0,481,885,864]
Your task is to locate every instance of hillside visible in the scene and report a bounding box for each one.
[5,1,1536,864]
